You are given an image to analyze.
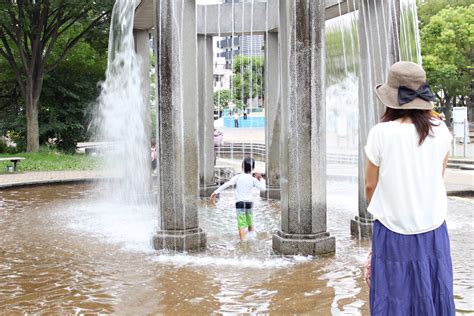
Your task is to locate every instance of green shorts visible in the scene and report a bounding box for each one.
[236,209,253,229]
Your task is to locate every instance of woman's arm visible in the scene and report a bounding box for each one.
[442,152,449,176]
[365,158,379,204]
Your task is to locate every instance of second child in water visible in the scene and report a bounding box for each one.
[210,157,266,241]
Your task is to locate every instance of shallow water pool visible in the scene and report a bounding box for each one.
[0,181,472,314]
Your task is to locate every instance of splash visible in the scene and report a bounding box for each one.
[93,0,150,204]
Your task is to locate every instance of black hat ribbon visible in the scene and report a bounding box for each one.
[398,83,436,105]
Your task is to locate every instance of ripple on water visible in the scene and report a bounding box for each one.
[0,182,472,314]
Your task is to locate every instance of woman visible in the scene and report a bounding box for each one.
[364,61,455,315]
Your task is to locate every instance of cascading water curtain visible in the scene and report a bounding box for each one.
[325,9,360,162]
[93,0,150,205]
[325,0,422,167]
[400,0,422,63]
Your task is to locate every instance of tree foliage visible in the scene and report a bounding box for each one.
[213,89,232,108]
[0,31,107,152]
[232,56,264,105]
[418,3,473,120]
[417,0,472,27]
[0,0,113,151]
[0,1,111,152]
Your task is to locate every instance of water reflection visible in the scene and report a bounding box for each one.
[0,183,472,314]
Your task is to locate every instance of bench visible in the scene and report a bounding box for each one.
[76,142,117,155]
[0,157,25,172]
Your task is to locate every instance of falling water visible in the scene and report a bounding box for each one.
[93,0,150,204]
[325,0,423,175]
[326,11,359,161]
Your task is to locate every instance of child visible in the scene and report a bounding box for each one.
[151,140,157,171]
[210,157,266,241]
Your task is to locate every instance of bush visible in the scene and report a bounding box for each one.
[0,139,18,154]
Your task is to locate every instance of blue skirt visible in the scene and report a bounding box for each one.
[370,220,455,315]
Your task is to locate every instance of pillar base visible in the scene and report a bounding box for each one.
[350,216,373,239]
[153,228,207,252]
[199,184,219,197]
[272,230,335,256]
[260,185,281,199]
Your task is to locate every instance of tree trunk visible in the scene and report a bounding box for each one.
[443,94,452,128]
[25,82,40,152]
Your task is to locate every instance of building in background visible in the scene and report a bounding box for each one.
[212,0,265,98]
[217,35,264,70]
[213,56,233,91]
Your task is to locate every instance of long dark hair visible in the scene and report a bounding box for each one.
[381,108,438,145]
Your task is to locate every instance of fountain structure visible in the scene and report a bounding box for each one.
[3,1,472,313]
[131,0,421,253]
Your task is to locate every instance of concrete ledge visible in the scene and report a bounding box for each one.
[153,228,207,252]
[260,185,280,199]
[447,190,474,197]
[0,177,105,189]
[199,184,219,197]
[272,230,336,256]
[350,216,373,239]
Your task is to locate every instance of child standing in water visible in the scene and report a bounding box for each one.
[210,157,266,241]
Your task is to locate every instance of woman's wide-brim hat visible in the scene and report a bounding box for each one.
[375,61,435,110]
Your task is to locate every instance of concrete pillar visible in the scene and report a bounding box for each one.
[351,0,400,238]
[262,31,281,199]
[273,0,335,256]
[133,29,151,143]
[153,0,206,251]
[198,35,218,197]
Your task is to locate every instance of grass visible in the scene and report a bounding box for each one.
[0,148,103,174]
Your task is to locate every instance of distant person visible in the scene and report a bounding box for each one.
[213,129,224,165]
[363,62,455,315]
[243,108,248,120]
[210,157,266,241]
[151,140,157,172]
[234,111,239,128]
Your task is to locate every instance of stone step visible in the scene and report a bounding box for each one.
[447,163,474,171]
[449,159,474,165]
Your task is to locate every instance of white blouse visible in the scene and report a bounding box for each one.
[365,119,453,234]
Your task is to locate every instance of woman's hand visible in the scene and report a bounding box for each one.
[364,251,372,287]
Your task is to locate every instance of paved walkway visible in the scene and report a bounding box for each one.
[0,170,107,189]
[217,127,474,158]
[1,162,472,195]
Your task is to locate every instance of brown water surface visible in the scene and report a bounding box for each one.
[0,182,472,314]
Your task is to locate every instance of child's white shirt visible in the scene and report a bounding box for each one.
[214,173,266,202]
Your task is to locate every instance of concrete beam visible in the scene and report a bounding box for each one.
[196,1,276,36]
[134,0,154,30]
[134,0,358,33]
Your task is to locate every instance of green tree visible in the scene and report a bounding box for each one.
[232,56,264,105]
[0,31,107,152]
[214,89,233,108]
[419,4,473,122]
[417,0,472,27]
[0,0,113,152]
